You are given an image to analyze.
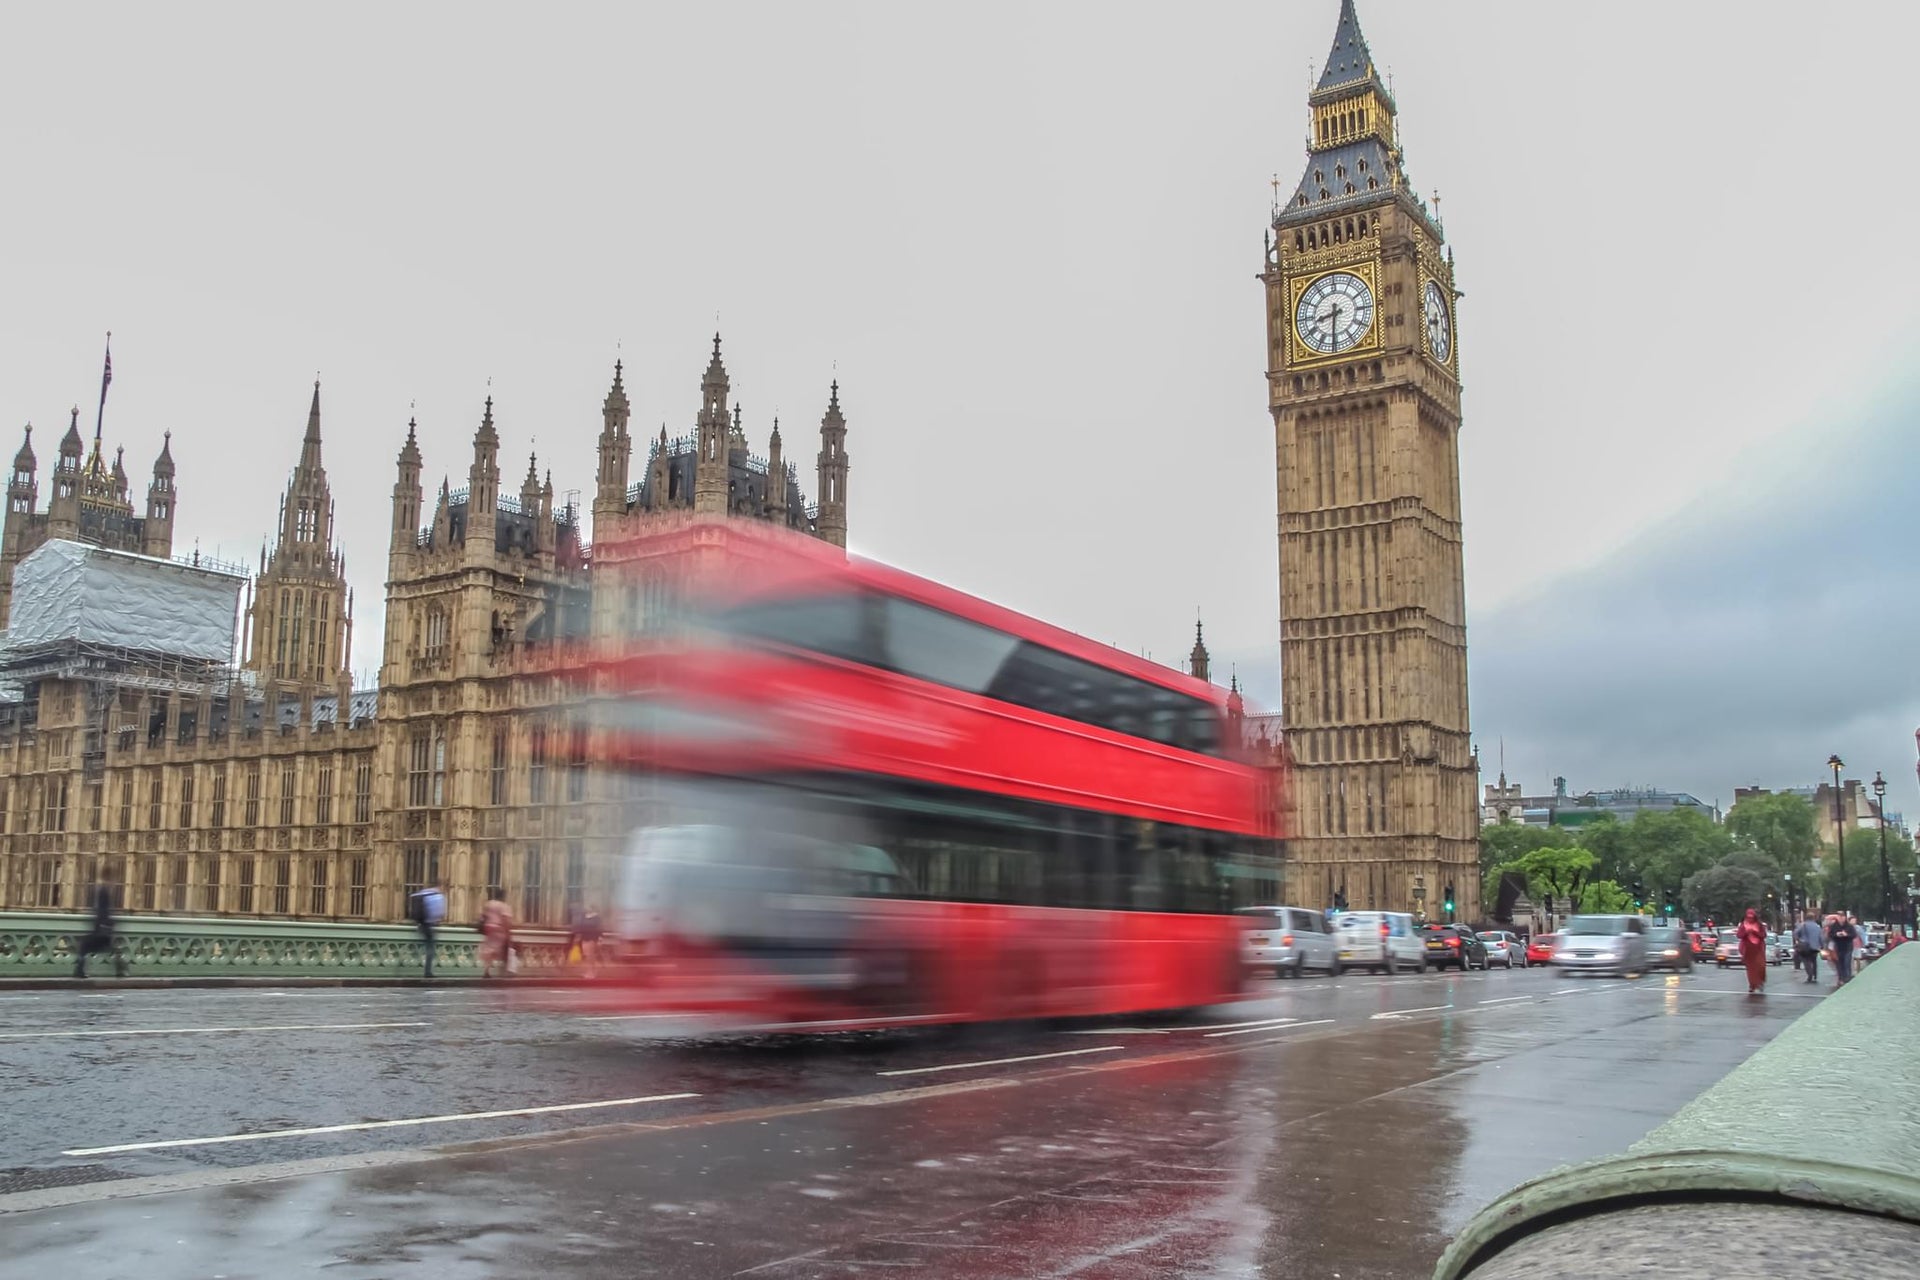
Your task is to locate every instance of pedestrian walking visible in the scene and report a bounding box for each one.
[478,894,514,979]
[1826,912,1860,987]
[1736,907,1769,995]
[73,883,127,979]
[409,882,448,979]
[1793,912,1823,984]
[578,905,605,978]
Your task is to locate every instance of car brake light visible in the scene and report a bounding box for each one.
[1379,923,1389,937]
[1447,938,1460,948]
[1281,934,1294,947]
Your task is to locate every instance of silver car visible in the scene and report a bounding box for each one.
[1238,906,1340,977]
[1551,914,1648,976]
[1480,930,1526,969]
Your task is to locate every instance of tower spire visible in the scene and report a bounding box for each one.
[1316,0,1382,95]
[1189,618,1211,684]
[300,379,324,471]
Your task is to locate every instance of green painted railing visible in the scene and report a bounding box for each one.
[0,910,574,978]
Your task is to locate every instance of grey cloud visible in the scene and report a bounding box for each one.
[1472,385,1920,816]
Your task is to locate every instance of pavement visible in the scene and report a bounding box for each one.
[0,959,1823,1279]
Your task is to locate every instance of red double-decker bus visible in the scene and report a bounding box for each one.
[590,530,1285,1028]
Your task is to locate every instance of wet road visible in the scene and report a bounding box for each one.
[0,962,1820,1278]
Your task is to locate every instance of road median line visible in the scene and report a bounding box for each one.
[62,1092,701,1156]
[876,1045,1124,1077]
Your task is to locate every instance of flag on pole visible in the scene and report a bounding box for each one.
[95,332,112,443]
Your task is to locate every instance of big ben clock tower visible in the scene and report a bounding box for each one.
[1263,0,1477,919]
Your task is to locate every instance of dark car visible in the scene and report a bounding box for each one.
[1423,924,1488,971]
[1644,925,1694,973]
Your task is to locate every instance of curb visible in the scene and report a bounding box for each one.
[1435,944,1920,1277]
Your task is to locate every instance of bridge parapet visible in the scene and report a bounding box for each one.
[0,910,573,978]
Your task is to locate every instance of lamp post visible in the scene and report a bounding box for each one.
[1783,872,1794,925]
[1829,754,1847,911]
[1873,771,1892,928]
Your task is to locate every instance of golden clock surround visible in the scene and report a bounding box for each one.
[1285,259,1383,369]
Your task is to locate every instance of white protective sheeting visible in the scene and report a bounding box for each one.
[5,540,242,663]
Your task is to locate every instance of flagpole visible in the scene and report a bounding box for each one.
[95,331,113,443]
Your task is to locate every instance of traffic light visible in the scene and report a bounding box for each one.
[1443,882,1455,914]
[1632,879,1646,910]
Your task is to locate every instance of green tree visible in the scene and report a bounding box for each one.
[1820,827,1917,920]
[1502,843,1596,913]
[1727,791,1819,882]
[1720,848,1783,888]
[1682,863,1765,925]
[1577,878,1632,913]
[1478,823,1579,913]
[1577,815,1633,886]
[1629,809,1735,903]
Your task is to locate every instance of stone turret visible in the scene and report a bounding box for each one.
[1189,620,1211,684]
[465,397,500,560]
[694,335,730,515]
[766,418,786,522]
[246,381,350,689]
[142,432,176,558]
[390,417,423,559]
[47,409,83,537]
[815,381,849,548]
[593,359,631,536]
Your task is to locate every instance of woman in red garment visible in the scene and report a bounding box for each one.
[1737,907,1769,995]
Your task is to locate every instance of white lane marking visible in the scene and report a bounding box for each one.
[580,1013,691,1022]
[877,1045,1125,1077]
[1239,1019,1335,1043]
[1199,1015,1310,1031]
[1204,1019,1301,1038]
[1370,1004,1452,1020]
[62,1091,701,1156]
[1552,987,1585,995]
[1062,1028,1171,1036]
[0,1020,428,1041]
[1478,995,1532,1005]
[0,995,44,1002]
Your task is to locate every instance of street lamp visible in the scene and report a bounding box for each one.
[1873,771,1892,928]
[1783,872,1794,924]
[1829,754,1847,910]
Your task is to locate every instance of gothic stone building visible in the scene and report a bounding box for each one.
[0,336,850,925]
[0,410,177,629]
[1264,0,1477,918]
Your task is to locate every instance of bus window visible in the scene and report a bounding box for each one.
[720,593,881,665]
[881,598,1020,692]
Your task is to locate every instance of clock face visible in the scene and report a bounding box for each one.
[1295,272,1376,356]
[1423,280,1452,362]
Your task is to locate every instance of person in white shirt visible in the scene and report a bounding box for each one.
[409,883,448,978]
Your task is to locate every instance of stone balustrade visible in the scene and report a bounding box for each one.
[0,910,574,977]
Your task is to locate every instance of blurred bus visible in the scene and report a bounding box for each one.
[590,532,1285,1028]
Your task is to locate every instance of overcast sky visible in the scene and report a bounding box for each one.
[4,2,1916,815]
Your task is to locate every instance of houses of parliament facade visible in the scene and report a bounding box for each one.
[0,1,1474,929]
[0,337,851,924]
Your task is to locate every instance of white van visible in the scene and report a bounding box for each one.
[1332,911,1424,974]
[1237,906,1339,977]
